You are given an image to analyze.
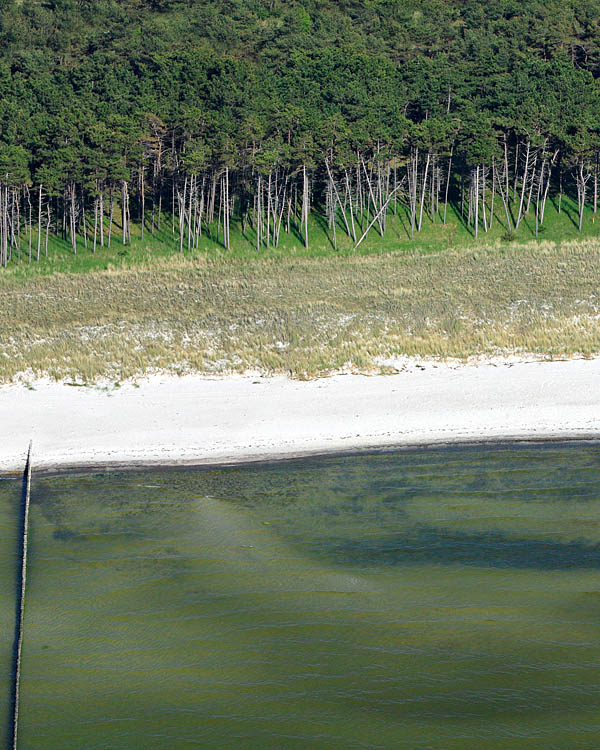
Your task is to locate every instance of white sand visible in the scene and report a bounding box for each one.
[1,357,599,473]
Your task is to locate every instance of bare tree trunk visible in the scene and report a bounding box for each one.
[430,156,436,224]
[490,161,495,229]
[25,186,32,263]
[187,173,194,250]
[494,157,513,232]
[266,171,272,248]
[99,186,104,247]
[70,182,77,254]
[81,188,87,249]
[216,177,222,245]
[362,158,384,236]
[345,170,357,243]
[513,140,520,201]
[108,189,114,249]
[256,174,262,251]
[409,147,418,239]
[140,165,145,241]
[474,166,479,238]
[515,140,530,229]
[274,182,287,247]
[526,149,538,214]
[460,161,465,219]
[357,159,363,230]
[577,161,588,232]
[209,172,217,225]
[417,151,431,232]
[330,178,337,250]
[302,164,309,248]
[540,154,555,225]
[481,165,488,232]
[93,196,98,253]
[151,171,156,235]
[535,160,543,237]
[172,178,176,235]
[503,134,510,201]
[1,186,6,267]
[443,146,453,224]
[45,202,50,257]
[122,180,128,245]
[37,183,42,262]
[325,160,353,239]
[354,183,404,249]
[198,177,205,241]
[595,152,598,221]
[224,168,230,249]
[178,175,187,253]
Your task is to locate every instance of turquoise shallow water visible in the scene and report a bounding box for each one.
[2,442,600,749]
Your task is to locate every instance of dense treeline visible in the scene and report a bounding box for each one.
[2,0,600,265]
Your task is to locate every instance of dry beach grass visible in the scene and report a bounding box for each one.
[2,239,600,382]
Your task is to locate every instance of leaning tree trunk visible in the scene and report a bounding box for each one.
[515,140,530,229]
[576,161,589,233]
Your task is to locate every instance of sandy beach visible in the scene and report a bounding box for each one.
[1,357,599,474]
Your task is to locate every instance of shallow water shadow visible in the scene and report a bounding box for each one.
[332,525,600,570]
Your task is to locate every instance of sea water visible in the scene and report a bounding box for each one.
[1,442,600,749]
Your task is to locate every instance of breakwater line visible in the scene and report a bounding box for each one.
[9,442,32,750]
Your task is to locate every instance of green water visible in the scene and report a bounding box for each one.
[2,443,600,749]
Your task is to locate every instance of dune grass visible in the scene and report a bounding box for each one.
[2,236,600,382]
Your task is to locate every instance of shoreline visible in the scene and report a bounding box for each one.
[11,435,600,479]
[2,357,600,475]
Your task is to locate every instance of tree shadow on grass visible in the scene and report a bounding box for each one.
[312,208,336,251]
[550,196,579,230]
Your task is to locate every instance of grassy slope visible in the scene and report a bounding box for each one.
[3,193,599,277]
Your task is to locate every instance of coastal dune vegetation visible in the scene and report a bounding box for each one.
[2,240,600,382]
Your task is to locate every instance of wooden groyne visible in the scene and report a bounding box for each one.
[10,441,32,750]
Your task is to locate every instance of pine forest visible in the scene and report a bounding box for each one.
[2,0,600,266]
